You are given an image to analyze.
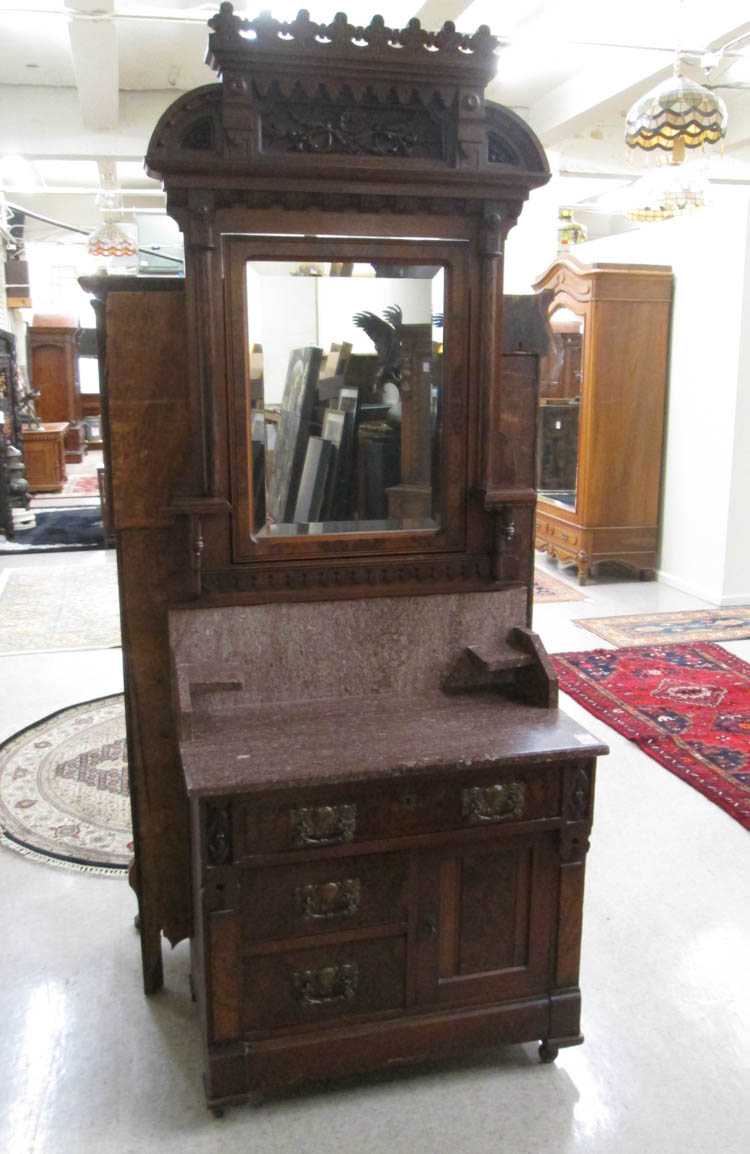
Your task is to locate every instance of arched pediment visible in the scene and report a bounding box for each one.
[146,5,550,207]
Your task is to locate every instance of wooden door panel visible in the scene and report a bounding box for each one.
[34,347,68,422]
[417,832,557,1008]
[457,844,532,974]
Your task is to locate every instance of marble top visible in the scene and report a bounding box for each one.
[179,692,607,797]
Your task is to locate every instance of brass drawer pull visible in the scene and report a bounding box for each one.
[291,803,357,847]
[296,878,361,920]
[292,962,359,1006]
[462,782,525,824]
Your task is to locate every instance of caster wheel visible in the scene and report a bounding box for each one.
[211,1106,226,1119]
[539,1041,559,1064]
[133,914,140,933]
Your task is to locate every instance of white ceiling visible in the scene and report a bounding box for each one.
[1,0,749,237]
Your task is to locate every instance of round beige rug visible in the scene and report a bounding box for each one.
[0,695,131,876]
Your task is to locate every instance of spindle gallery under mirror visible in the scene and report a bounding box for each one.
[89,2,610,1116]
[239,256,445,541]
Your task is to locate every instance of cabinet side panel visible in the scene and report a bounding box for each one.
[107,291,190,529]
[107,290,194,971]
[583,300,670,527]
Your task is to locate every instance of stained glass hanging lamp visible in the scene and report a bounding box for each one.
[625,57,728,163]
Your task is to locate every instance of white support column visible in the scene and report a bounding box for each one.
[65,0,119,131]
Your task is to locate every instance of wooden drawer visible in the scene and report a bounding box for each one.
[240,935,406,1032]
[238,853,409,943]
[229,766,561,860]
[536,513,581,552]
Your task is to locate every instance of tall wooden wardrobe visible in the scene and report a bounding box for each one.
[533,258,673,583]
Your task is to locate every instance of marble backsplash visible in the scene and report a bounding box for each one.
[169,587,528,712]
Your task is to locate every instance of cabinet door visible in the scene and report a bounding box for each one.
[415,832,558,1008]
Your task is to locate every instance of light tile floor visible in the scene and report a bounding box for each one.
[1,550,749,1154]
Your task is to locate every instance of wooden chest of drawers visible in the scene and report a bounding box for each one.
[20,423,69,492]
[182,696,606,1111]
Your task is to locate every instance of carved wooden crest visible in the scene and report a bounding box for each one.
[146,4,548,197]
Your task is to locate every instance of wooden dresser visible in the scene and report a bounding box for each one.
[176,660,604,1109]
[92,3,608,1115]
[533,258,673,583]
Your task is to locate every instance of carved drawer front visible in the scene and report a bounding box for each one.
[236,769,561,859]
[240,796,363,856]
[554,524,581,550]
[240,936,406,1033]
[240,853,409,943]
[537,514,581,551]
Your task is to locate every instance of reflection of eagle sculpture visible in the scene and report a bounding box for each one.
[352,304,403,391]
[352,304,403,425]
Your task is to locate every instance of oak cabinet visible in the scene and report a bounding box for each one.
[533,258,673,583]
[28,322,85,463]
[182,695,603,1108]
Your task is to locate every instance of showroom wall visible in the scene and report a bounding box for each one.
[573,200,750,606]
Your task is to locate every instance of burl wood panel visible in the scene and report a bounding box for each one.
[107,293,192,530]
[106,291,194,985]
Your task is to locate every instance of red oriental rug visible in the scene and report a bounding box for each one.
[553,643,750,830]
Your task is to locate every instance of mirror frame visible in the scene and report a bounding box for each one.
[225,234,468,563]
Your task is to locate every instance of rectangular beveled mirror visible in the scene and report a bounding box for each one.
[246,260,444,537]
[225,236,469,564]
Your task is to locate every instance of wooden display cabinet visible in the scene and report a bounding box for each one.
[533,258,673,583]
[89,3,608,1114]
[28,321,85,463]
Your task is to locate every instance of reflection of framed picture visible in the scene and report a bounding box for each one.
[293,436,334,524]
[321,407,355,520]
[268,346,323,524]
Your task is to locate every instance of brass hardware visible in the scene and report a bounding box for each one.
[296,878,361,920]
[462,782,525,824]
[291,803,357,847]
[292,962,359,1006]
